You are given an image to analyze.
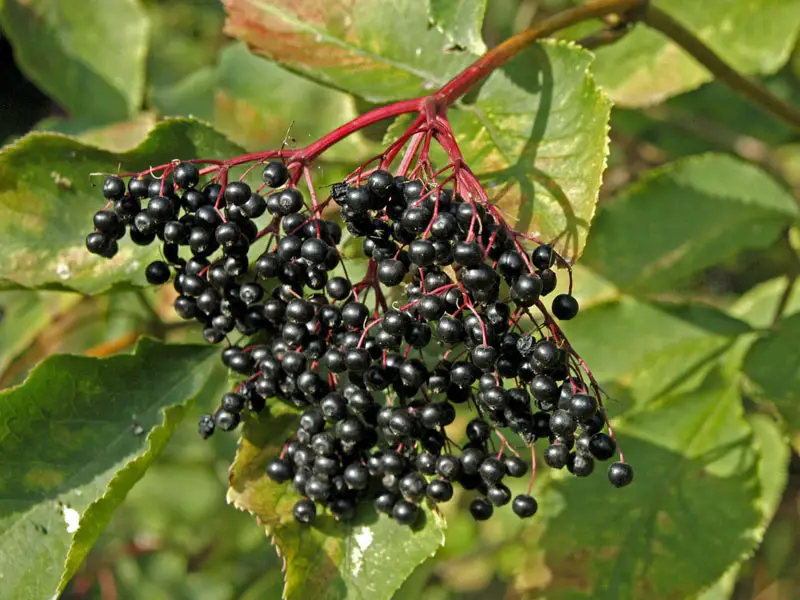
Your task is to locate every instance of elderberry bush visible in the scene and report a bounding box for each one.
[85,160,633,528]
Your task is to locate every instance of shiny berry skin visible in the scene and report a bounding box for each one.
[293,498,316,524]
[173,162,199,189]
[581,411,606,436]
[221,392,245,413]
[466,418,492,443]
[549,409,577,436]
[539,269,557,295]
[487,483,512,506]
[436,454,461,481]
[367,169,394,199]
[426,479,454,502]
[478,457,506,483]
[263,161,290,188]
[531,244,555,270]
[512,494,538,518]
[377,259,407,286]
[458,447,483,475]
[415,452,437,475]
[85,232,109,254]
[145,260,171,284]
[393,499,419,525]
[469,497,494,521]
[399,472,427,502]
[215,409,240,431]
[102,175,126,200]
[608,462,634,487]
[503,455,528,478]
[343,463,369,490]
[568,393,598,421]
[589,433,617,461]
[532,340,559,367]
[544,444,569,469]
[266,458,293,483]
[512,273,542,306]
[374,492,397,514]
[552,294,579,320]
[568,452,594,477]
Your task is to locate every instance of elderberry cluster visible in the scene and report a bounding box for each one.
[85,160,633,528]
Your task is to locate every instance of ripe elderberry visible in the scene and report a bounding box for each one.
[83,108,632,531]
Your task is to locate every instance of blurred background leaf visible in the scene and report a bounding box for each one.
[0,0,150,124]
[578,0,800,107]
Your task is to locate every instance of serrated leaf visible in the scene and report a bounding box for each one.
[580,154,799,295]
[0,338,218,600]
[448,41,610,260]
[537,369,762,599]
[222,0,476,103]
[588,0,800,107]
[0,0,150,123]
[0,118,244,294]
[36,113,160,154]
[743,312,800,432]
[228,403,446,600]
[559,295,750,413]
[427,0,487,55]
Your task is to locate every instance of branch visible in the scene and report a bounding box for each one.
[577,23,635,50]
[642,5,800,131]
[435,0,644,105]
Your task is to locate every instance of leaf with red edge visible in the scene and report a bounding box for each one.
[222,0,476,103]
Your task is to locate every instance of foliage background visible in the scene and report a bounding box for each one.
[1,0,800,599]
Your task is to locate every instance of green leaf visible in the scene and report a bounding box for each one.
[153,41,365,166]
[0,338,218,600]
[427,0,487,55]
[448,41,611,260]
[0,118,244,294]
[538,369,762,599]
[0,291,81,375]
[588,0,800,107]
[0,0,150,123]
[559,295,750,413]
[743,312,800,432]
[748,415,789,532]
[143,0,226,93]
[35,113,159,153]
[580,154,799,295]
[730,276,800,329]
[228,403,446,600]
[222,0,476,103]
[695,413,789,600]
